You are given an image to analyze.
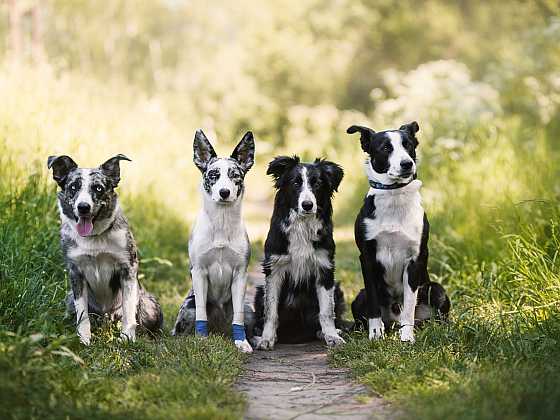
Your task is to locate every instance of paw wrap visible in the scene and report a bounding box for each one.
[232,323,246,341]
[195,320,209,336]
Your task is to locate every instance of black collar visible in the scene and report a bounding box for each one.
[368,179,413,190]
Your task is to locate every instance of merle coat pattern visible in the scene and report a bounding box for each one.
[253,156,346,349]
[48,154,163,345]
[172,130,255,353]
[347,122,450,343]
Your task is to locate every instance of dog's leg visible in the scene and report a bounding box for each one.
[191,267,209,337]
[70,265,91,345]
[316,283,345,346]
[400,261,419,343]
[231,269,253,353]
[359,252,385,340]
[120,266,139,342]
[257,269,283,350]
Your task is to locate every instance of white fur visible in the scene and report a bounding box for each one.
[297,167,317,213]
[259,211,341,349]
[317,284,345,346]
[189,187,252,353]
[60,203,140,341]
[364,131,416,185]
[206,159,242,203]
[363,180,424,342]
[368,317,385,340]
[74,169,93,213]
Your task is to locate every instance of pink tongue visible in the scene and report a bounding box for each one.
[77,217,94,237]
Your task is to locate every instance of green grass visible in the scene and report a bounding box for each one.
[0,158,246,420]
[331,137,560,420]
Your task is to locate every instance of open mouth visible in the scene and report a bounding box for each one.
[76,215,94,237]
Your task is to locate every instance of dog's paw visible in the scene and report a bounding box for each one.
[323,333,346,347]
[77,322,91,345]
[120,327,136,343]
[255,334,276,351]
[400,325,415,343]
[234,339,253,353]
[368,317,385,340]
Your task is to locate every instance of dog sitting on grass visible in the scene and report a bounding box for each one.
[347,122,450,343]
[48,154,163,345]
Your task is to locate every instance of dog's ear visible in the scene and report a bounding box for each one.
[267,155,300,188]
[47,155,78,188]
[193,129,217,173]
[315,159,344,193]
[347,125,375,153]
[399,121,420,145]
[231,131,255,173]
[100,154,131,188]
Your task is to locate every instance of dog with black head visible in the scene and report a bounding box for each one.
[172,130,255,353]
[253,156,346,349]
[347,122,450,343]
[47,154,163,345]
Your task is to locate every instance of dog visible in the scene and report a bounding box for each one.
[253,156,346,350]
[347,122,450,343]
[47,154,163,345]
[172,130,255,353]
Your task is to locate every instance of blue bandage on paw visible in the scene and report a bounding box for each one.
[195,320,208,336]
[232,324,246,342]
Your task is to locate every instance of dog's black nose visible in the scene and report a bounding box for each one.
[400,160,413,171]
[302,201,314,211]
[219,189,230,199]
[77,202,91,215]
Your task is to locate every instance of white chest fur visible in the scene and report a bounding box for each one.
[280,210,332,285]
[189,199,249,304]
[66,227,130,310]
[363,180,424,295]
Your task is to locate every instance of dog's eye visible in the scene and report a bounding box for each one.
[70,184,78,191]
[294,178,302,187]
[383,145,391,152]
[94,185,104,193]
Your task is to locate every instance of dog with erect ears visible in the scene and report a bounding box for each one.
[253,155,347,349]
[172,130,255,353]
[347,122,450,343]
[48,154,163,345]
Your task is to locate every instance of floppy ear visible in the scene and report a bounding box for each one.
[267,155,300,188]
[100,154,131,188]
[47,155,78,188]
[193,129,217,173]
[231,131,255,173]
[315,159,344,193]
[399,121,420,144]
[347,125,376,153]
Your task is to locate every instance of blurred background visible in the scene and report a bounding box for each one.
[1,2,560,417]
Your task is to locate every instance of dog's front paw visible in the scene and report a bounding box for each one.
[77,321,91,346]
[234,339,253,353]
[368,317,385,340]
[323,333,346,347]
[256,333,276,350]
[120,326,136,343]
[400,325,415,343]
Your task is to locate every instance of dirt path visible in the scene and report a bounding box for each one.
[237,272,390,420]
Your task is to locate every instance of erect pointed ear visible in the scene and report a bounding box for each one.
[399,121,420,143]
[100,154,131,187]
[231,131,255,173]
[47,155,78,188]
[347,125,376,153]
[315,159,344,193]
[193,129,217,173]
[266,155,300,188]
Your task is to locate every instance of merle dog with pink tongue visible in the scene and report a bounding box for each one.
[48,154,163,345]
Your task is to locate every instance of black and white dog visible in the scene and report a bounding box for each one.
[172,130,255,353]
[253,156,346,349]
[48,154,163,345]
[347,122,450,343]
